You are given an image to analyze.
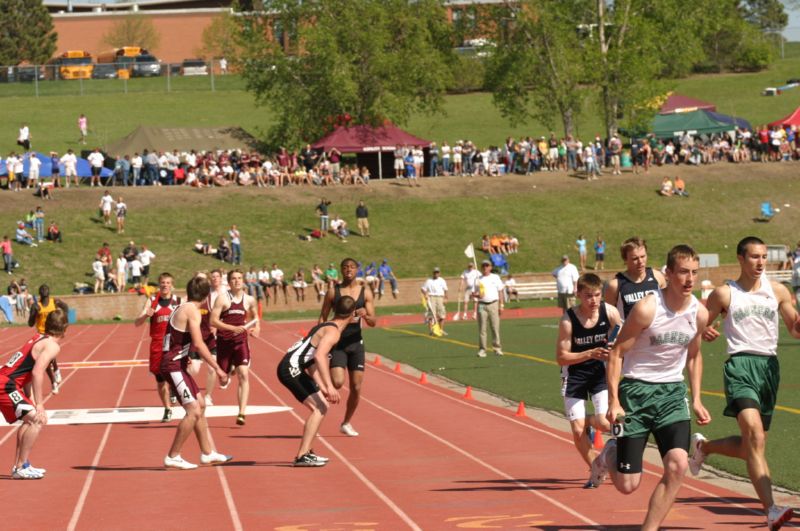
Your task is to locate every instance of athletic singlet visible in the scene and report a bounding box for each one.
[1,334,47,387]
[723,276,779,357]
[623,290,698,383]
[161,304,193,371]
[562,304,610,380]
[285,322,338,370]
[34,298,56,334]
[218,291,247,342]
[333,284,365,345]
[149,294,181,339]
[615,267,660,318]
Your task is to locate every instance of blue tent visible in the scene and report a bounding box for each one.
[0,152,112,178]
[704,110,752,131]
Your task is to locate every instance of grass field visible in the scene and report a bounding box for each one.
[363,316,800,492]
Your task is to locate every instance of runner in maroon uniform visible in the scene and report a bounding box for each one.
[211,269,259,425]
[134,272,181,422]
[0,307,68,479]
[204,269,226,406]
[161,274,231,470]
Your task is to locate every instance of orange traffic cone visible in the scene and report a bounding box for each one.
[593,428,605,450]
[514,401,527,417]
[463,386,474,400]
[257,301,263,320]
[394,362,402,374]
[373,355,382,367]
[419,372,428,384]
[297,329,307,337]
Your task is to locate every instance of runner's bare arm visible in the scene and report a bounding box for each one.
[312,328,341,403]
[603,278,619,309]
[318,288,334,324]
[687,304,711,425]
[702,285,730,341]
[360,285,376,327]
[245,294,260,337]
[188,307,227,383]
[556,314,607,365]
[31,340,59,423]
[133,298,153,327]
[772,281,800,338]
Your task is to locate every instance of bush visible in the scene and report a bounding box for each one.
[446,54,486,94]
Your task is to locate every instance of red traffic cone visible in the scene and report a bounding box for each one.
[463,386,474,400]
[419,372,428,384]
[297,329,307,337]
[393,362,402,374]
[372,355,382,367]
[514,401,527,417]
[593,428,605,450]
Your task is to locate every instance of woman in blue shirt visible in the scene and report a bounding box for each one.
[593,236,606,271]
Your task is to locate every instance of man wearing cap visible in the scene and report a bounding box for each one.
[473,260,505,357]
[553,255,580,314]
[378,259,399,299]
[421,267,448,336]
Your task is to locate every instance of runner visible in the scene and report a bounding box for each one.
[604,236,667,319]
[161,274,231,470]
[204,269,227,406]
[591,245,710,531]
[1,306,69,479]
[690,236,800,531]
[318,257,376,437]
[134,272,181,422]
[277,295,355,466]
[556,273,620,486]
[27,284,66,395]
[210,269,259,425]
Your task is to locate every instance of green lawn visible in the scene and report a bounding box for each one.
[363,317,800,492]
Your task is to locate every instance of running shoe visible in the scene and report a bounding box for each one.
[589,438,616,487]
[24,461,46,475]
[200,451,233,465]
[236,414,246,426]
[477,349,487,358]
[582,479,597,489]
[494,349,504,356]
[293,453,326,467]
[170,394,177,405]
[12,464,43,479]
[54,370,62,384]
[688,432,707,476]
[768,505,794,530]
[205,395,214,406]
[161,408,172,423]
[307,450,329,463]
[164,455,198,470]
[339,423,359,437]
[51,381,59,395]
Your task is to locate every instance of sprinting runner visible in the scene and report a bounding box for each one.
[211,269,259,425]
[690,236,800,531]
[204,269,226,406]
[604,236,666,319]
[134,272,181,422]
[318,258,376,437]
[161,274,231,470]
[1,306,69,479]
[590,245,710,531]
[277,295,355,466]
[27,284,66,395]
[556,273,620,486]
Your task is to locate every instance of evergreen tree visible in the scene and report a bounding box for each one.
[0,0,57,65]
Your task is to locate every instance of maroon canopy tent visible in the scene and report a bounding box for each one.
[768,107,800,128]
[659,94,717,115]
[312,123,431,179]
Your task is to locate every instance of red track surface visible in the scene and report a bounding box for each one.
[0,318,791,530]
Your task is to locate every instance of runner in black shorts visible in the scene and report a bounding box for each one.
[318,258,376,437]
[278,296,354,466]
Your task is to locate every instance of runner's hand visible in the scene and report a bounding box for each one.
[606,403,625,426]
[591,347,610,361]
[323,387,340,404]
[34,404,48,425]
[218,371,229,387]
[145,305,154,317]
[702,321,720,342]
[693,400,712,426]
[231,326,246,336]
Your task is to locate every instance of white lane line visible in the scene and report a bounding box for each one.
[67,325,147,531]
[369,363,767,517]
[250,334,422,531]
[206,430,243,531]
[0,324,92,360]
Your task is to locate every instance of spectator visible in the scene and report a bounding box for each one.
[50,151,61,187]
[113,155,131,186]
[330,214,349,241]
[257,265,271,303]
[60,148,78,188]
[421,267,448,336]
[292,268,307,302]
[15,223,37,247]
[270,263,289,304]
[364,261,379,294]
[481,234,491,254]
[92,255,105,293]
[594,235,606,271]
[138,244,155,286]
[229,224,242,265]
[78,114,88,145]
[378,259,399,299]
[356,200,370,237]
[193,239,214,255]
[27,152,41,190]
[505,273,519,302]
[245,266,265,302]
[217,235,232,263]
[474,259,504,357]
[316,197,331,237]
[674,176,689,197]
[17,123,31,151]
[552,255,580,314]
[1,236,13,275]
[129,255,143,289]
[33,206,45,243]
[219,57,228,74]
[88,148,105,187]
[575,234,588,272]
[99,190,114,226]
[46,221,62,243]
[324,262,339,285]
[116,252,127,291]
[311,264,326,302]
[115,196,127,234]
[659,176,674,197]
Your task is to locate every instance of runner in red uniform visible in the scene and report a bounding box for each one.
[134,272,181,422]
[0,307,68,479]
[160,274,231,470]
[204,269,227,406]
[211,269,259,425]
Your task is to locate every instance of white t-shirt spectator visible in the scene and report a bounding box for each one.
[271,267,284,284]
[475,273,504,303]
[461,268,480,291]
[138,249,155,267]
[131,155,143,170]
[130,259,143,277]
[115,201,127,217]
[422,277,448,297]
[552,263,580,295]
[100,194,114,213]
[88,152,104,168]
[258,268,270,284]
[116,256,127,275]
[92,259,105,280]
[60,152,77,173]
[29,155,41,176]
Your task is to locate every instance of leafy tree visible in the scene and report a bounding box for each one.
[0,0,57,65]
[197,12,241,63]
[101,14,161,52]
[742,0,789,31]
[234,0,453,148]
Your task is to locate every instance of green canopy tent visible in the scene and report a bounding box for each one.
[651,110,732,139]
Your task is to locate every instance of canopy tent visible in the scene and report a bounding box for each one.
[705,110,752,131]
[0,152,112,178]
[659,93,717,114]
[652,110,733,139]
[768,107,800,128]
[312,123,431,179]
[103,126,259,155]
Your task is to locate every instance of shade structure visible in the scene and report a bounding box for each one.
[652,110,733,138]
[659,93,717,114]
[104,126,259,155]
[0,152,112,178]
[705,110,752,131]
[768,107,800,128]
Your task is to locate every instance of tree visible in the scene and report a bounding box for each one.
[742,0,789,32]
[0,0,57,65]
[101,14,161,52]
[234,0,454,149]
[197,12,241,63]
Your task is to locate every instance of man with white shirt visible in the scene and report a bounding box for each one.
[17,124,30,151]
[473,260,505,357]
[553,255,580,314]
[270,263,288,304]
[138,245,156,286]
[421,267,448,336]
[257,265,271,305]
[459,262,480,320]
[27,153,41,190]
[131,152,142,187]
[12,155,24,191]
[99,191,114,226]
[60,149,78,188]
[87,148,104,187]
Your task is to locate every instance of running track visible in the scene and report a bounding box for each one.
[0,319,795,530]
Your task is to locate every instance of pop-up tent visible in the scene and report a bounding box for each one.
[659,93,717,114]
[705,110,752,131]
[768,107,800,128]
[652,110,734,138]
[0,152,112,178]
[312,123,431,179]
[104,126,259,155]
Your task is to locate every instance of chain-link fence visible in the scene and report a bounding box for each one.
[0,61,245,98]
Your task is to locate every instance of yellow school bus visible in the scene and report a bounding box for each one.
[48,50,93,80]
[96,47,147,80]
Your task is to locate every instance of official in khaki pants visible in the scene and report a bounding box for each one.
[474,260,505,357]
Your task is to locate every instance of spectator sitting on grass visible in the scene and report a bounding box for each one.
[194,239,215,255]
[46,221,62,243]
[505,274,519,302]
[15,223,37,247]
[330,215,349,241]
[659,176,674,197]
[674,176,688,197]
[217,235,232,263]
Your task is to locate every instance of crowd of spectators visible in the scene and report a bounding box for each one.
[88,240,155,294]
